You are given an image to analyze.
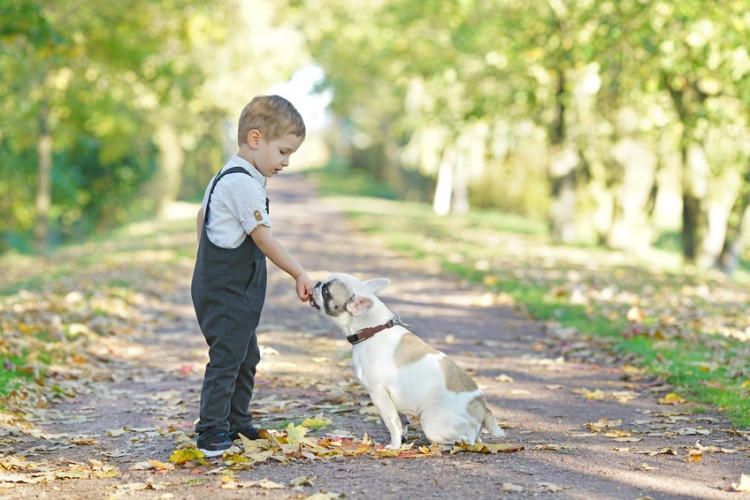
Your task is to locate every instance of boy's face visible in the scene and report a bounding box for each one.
[252,133,304,178]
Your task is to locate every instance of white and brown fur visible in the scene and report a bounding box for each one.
[310,273,505,449]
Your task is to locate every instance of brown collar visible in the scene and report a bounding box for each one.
[347,316,410,345]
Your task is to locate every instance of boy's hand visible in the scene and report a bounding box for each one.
[296,274,313,302]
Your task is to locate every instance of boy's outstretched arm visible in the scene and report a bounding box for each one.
[250,224,312,301]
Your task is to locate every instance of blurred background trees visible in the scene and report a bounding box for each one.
[2,0,749,273]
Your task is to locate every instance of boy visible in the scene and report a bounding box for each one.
[191,95,313,457]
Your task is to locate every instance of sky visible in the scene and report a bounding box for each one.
[268,65,332,132]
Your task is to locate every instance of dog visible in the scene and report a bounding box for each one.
[310,273,505,449]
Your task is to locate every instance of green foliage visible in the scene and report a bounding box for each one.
[0,355,33,401]
[313,162,397,200]
[291,0,750,266]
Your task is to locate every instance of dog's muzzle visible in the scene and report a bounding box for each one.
[310,281,322,310]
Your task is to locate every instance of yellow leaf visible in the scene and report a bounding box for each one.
[148,459,174,471]
[169,448,207,465]
[731,474,750,492]
[246,450,275,464]
[302,415,333,430]
[286,423,317,447]
[604,430,630,438]
[659,393,687,405]
[584,389,605,400]
[94,469,119,478]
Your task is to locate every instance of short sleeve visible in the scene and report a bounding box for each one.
[223,175,271,234]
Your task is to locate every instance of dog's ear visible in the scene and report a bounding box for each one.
[346,295,374,316]
[364,278,390,295]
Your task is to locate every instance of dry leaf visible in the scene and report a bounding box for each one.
[658,393,687,405]
[585,418,622,433]
[730,474,750,492]
[502,483,525,493]
[169,448,207,465]
[148,459,174,471]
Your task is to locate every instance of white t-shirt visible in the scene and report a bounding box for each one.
[200,156,271,249]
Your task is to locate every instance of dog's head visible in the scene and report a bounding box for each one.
[310,273,390,327]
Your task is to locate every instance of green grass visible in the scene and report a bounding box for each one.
[0,355,33,404]
[310,165,750,428]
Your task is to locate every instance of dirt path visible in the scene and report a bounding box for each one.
[2,173,748,499]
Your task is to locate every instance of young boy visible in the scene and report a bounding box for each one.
[191,95,313,457]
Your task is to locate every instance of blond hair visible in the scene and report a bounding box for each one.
[237,95,306,146]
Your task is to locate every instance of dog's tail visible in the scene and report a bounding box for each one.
[483,405,506,438]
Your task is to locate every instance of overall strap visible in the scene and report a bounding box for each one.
[204,167,252,223]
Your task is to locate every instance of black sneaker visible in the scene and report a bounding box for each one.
[229,425,261,441]
[196,431,237,458]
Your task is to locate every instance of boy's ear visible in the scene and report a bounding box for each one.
[246,129,262,149]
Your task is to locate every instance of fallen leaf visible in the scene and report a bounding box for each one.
[730,474,750,492]
[536,482,564,492]
[302,415,333,430]
[585,418,622,433]
[502,483,525,493]
[290,475,315,487]
[235,478,286,489]
[149,459,174,471]
[450,442,524,454]
[169,448,207,466]
[584,389,605,400]
[637,462,658,471]
[638,448,677,456]
[659,393,687,405]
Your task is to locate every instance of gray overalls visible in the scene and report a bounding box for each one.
[191,167,267,436]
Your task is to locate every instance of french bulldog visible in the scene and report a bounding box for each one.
[310,273,505,449]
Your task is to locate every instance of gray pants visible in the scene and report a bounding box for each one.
[190,167,268,436]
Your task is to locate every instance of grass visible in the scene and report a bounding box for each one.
[0,355,34,408]
[309,165,750,428]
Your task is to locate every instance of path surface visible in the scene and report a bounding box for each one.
[1,174,748,499]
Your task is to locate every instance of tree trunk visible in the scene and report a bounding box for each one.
[548,146,579,243]
[433,146,455,216]
[452,152,469,214]
[547,69,578,243]
[380,121,402,189]
[35,101,53,250]
[716,168,750,274]
[150,121,184,215]
[681,143,711,268]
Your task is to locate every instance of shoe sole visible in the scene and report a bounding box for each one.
[230,430,261,441]
[198,444,239,458]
